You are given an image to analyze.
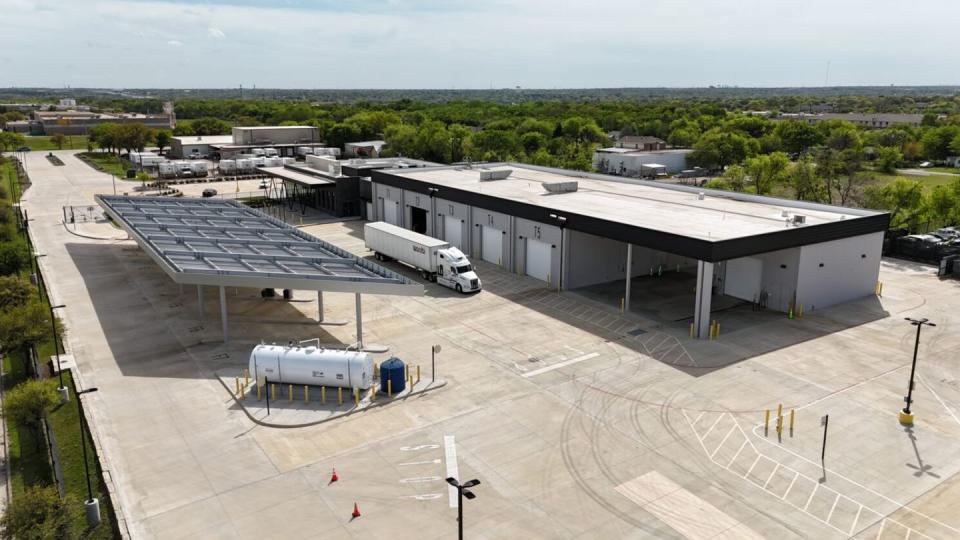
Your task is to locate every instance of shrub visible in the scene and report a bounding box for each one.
[0,485,77,540]
[4,379,58,429]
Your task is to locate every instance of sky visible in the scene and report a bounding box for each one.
[0,0,958,89]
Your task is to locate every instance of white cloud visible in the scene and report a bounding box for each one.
[167,40,182,47]
[207,26,225,39]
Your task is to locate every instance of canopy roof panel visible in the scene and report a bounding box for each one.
[96,196,422,296]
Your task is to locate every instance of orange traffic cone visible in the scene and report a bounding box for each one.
[330,468,338,483]
[351,502,361,519]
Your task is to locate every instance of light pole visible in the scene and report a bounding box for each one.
[111,174,116,195]
[900,317,935,426]
[445,477,480,540]
[50,304,68,402]
[431,344,441,383]
[77,387,101,527]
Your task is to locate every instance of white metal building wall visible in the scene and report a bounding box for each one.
[470,207,512,269]
[514,217,562,287]
[795,232,883,312]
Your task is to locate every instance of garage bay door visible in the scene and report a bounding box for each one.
[724,257,762,301]
[382,199,399,226]
[445,215,463,249]
[525,238,552,282]
[481,226,503,265]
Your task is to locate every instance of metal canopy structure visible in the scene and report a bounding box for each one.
[97,195,421,344]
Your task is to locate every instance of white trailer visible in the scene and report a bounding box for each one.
[364,221,481,293]
[264,148,279,157]
[189,162,208,177]
[248,344,373,390]
[236,158,254,173]
[297,146,315,157]
[176,161,193,177]
[158,162,177,179]
[219,159,237,174]
[252,148,267,157]
[252,157,266,168]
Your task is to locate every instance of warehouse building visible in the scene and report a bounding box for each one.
[34,111,174,135]
[593,147,692,176]
[370,163,889,338]
[169,126,325,159]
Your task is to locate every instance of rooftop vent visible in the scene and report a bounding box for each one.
[792,214,807,225]
[542,181,578,194]
[697,192,705,200]
[479,169,512,181]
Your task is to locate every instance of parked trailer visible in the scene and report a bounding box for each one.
[296,146,315,157]
[158,162,178,179]
[264,157,282,167]
[252,148,267,158]
[281,157,296,165]
[219,160,237,174]
[248,344,374,390]
[364,221,481,293]
[236,159,255,173]
[264,148,279,157]
[189,162,208,177]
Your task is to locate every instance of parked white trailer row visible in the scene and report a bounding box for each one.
[364,221,481,293]
[158,160,207,178]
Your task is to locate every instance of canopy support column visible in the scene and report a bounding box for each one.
[220,285,229,343]
[355,293,363,349]
[694,261,714,339]
[624,243,633,313]
[317,291,324,324]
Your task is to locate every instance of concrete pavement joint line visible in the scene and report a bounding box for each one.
[917,374,960,428]
[747,421,960,535]
[443,435,459,508]
[795,363,911,412]
[522,352,600,378]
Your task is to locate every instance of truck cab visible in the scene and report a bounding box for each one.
[435,247,481,293]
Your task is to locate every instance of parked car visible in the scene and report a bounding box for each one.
[202,188,217,198]
[16,146,30,152]
[934,227,960,239]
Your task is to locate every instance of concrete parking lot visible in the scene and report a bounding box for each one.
[19,150,960,539]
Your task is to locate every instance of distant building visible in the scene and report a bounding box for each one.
[169,126,323,159]
[777,113,925,128]
[344,140,386,158]
[593,148,692,176]
[58,98,77,108]
[34,110,174,135]
[616,136,667,151]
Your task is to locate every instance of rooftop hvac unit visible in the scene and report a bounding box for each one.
[479,169,512,181]
[542,181,578,194]
[697,192,706,200]
[792,214,807,225]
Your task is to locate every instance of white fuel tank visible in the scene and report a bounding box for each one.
[248,344,374,390]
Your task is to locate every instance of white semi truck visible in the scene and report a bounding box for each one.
[364,221,481,294]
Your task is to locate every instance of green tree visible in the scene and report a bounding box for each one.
[190,117,231,136]
[155,130,171,155]
[689,129,759,170]
[722,164,747,192]
[0,301,57,355]
[325,122,363,150]
[473,129,520,161]
[0,275,31,308]
[773,120,822,154]
[0,239,29,275]
[520,131,547,155]
[949,132,960,158]
[49,133,67,150]
[864,178,923,229]
[703,179,731,190]
[924,184,959,226]
[4,379,58,430]
[414,121,452,163]
[744,152,790,195]
[0,485,75,540]
[786,156,824,201]
[0,131,26,154]
[920,126,960,160]
[875,146,902,174]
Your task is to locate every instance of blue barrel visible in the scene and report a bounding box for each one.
[380,357,406,394]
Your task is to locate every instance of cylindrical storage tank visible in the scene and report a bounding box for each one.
[379,357,406,394]
[249,344,374,390]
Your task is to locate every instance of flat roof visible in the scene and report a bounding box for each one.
[96,196,421,296]
[261,167,337,185]
[234,126,316,130]
[372,163,889,261]
[596,147,692,155]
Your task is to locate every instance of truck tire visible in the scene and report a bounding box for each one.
[456,284,462,293]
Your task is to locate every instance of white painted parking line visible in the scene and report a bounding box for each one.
[399,459,442,466]
[522,352,600,378]
[826,493,840,524]
[762,463,780,490]
[850,504,864,536]
[710,425,737,459]
[782,471,799,501]
[444,435,459,508]
[727,440,748,468]
[400,476,440,483]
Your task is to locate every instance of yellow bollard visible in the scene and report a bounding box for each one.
[374,363,379,380]
[764,409,770,435]
[789,409,795,435]
[243,369,249,387]
[408,374,413,391]
[620,297,624,314]
[776,414,783,435]
[304,386,309,403]
[777,403,782,419]
[371,386,376,402]
[338,387,343,405]
[271,384,276,401]
[355,388,360,406]
[416,365,421,384]
[321,387,326,404]
[288,384,293,402]
[388,379,393,397]
[798,304,803,318]
[405,364,409,381]
[689,323,695,339]
[879,282,883,297]
[235,377,241,397]
[257,384,262,401]
[715,322,720,337]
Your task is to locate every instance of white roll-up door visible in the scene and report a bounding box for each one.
[481,226,503,265]
[525,239,552,282]
[724,257,762,301]
[383,199,399,226]
[444,215,463,249]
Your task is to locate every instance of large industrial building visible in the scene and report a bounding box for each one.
[593,147,692,176]
[33,110,174,135]
[169,126,324,159]
[370,163,889,338]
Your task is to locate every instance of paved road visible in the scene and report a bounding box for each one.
[897,168,960,177]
